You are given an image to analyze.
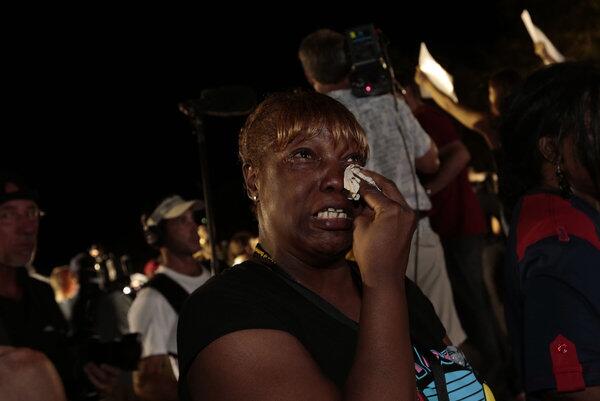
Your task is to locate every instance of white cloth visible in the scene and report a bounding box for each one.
[344,164,380,200]
[521,9,565,64]
[328,90,432,211]
[418,43,458,102]
[128,265,211,359]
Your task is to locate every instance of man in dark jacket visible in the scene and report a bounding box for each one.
[0,172,74,392]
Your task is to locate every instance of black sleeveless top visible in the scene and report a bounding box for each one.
[177,254,446,400]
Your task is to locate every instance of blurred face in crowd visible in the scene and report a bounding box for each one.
[163,209,201,256]
[0,199,40,267]
[488,84,501,117]
[196,224,213,260]
[51,266,79,299]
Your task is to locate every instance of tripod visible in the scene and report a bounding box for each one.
[179,86,256,274]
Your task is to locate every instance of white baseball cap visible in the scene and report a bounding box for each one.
[146,195,203,227]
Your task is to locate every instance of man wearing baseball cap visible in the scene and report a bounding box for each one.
[0,171,71,399]
[129,194,212,401]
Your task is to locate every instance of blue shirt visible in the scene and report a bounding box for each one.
[505,191,600,395]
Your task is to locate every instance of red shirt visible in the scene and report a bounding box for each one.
[414,104,486,237]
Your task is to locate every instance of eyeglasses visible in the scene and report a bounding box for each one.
[0,207,45,226]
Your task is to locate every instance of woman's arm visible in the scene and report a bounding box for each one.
[414,69,498,149]
[346,170,416,401]
[424,140,471,195]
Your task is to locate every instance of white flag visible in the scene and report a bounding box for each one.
[521,9,565,64]
[418,43,458,103]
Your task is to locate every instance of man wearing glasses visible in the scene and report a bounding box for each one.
[0,171,70,400]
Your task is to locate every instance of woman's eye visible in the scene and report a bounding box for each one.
[290,149,315,161]
[346,153,365,165]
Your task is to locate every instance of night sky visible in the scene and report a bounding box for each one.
[2,2,596,274]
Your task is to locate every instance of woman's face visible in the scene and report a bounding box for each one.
[253,130,365,262]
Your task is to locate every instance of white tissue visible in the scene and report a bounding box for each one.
[344,165,380,201]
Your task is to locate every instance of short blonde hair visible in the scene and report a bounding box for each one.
[239,90,369,168]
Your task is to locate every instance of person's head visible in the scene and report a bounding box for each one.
[501,62,600,210]
[142,195,203,257]
[488,69,522,117]
[298,29,350,91]
[0,172,41,268]
[195,224,213,261]
[227,231,258,266]
[239,90,369,264]
[50,265,79,300]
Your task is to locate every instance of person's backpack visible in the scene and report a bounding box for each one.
[146,273,189,314]
[414,345,496,401]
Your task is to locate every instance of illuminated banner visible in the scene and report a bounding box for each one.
[418,43,458,103]
[521,9,565,64]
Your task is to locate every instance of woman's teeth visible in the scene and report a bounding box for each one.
[316,207,349,219]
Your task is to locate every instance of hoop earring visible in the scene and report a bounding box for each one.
[555,162,572,197]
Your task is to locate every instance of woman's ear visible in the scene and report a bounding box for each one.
[242,163,259,200]
[538,137,559,164]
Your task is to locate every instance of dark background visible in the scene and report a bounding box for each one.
[2,1,598,274]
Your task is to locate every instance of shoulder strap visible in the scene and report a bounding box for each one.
[429,356,451,401]
[252,247,437,343]
[146,273,189,314]
[252,248,360,330]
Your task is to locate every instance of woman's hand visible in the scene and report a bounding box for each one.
[352,169,416,287]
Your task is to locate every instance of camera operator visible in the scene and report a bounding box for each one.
[298,28,466,346]
[129,195,212,401]
[69,247,140,401]
[70,248,132,343]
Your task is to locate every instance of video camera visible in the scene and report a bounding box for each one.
[345,24,393,97]
[84,333,142,371]
[70,247,142,373]
[74,246,133,294]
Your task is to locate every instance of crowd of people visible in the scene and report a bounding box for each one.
[1,22,598,401]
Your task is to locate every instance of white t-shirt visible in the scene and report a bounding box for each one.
[128,265,211,360]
